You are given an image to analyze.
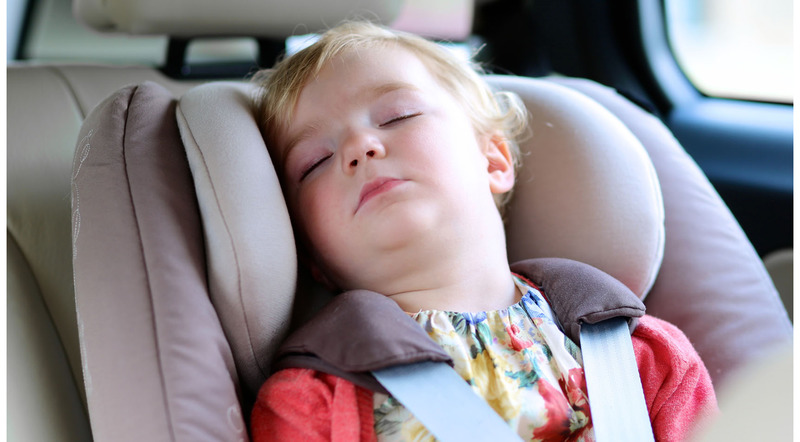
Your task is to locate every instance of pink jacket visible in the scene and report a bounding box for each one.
[252,315,717,442]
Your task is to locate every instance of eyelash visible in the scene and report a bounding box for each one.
[299,153,332,181]
[380,112,422,127]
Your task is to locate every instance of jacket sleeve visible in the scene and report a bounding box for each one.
[251,368,376,442]
[633,315,718,441]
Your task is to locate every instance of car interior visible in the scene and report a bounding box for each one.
[7,0,793,441]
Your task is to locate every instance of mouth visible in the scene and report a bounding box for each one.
[356,177,407,213]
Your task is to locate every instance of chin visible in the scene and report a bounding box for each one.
[367,204,442,252]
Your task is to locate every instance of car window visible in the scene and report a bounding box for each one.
[664,0,792,103]
[7,0,29,59]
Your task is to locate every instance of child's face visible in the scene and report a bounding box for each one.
[274,44,514,291]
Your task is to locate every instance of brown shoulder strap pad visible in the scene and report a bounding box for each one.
[511,258,645,345]
[273,290,452,392]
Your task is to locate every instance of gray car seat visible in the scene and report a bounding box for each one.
[7,0,792,440]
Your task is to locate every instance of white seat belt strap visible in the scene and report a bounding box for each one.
[373,317,653,442]
[373,361,523,442]
[580,317,655,441]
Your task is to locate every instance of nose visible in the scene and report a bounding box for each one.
[341,129,385,174]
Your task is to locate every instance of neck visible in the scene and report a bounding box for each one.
[386,261,520,313]
[377,214,519,313]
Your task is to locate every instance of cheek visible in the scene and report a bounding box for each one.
[294,184,341,249]
[399,123,451,163]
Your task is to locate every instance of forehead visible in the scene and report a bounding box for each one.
[275,44,448,156]
[298,44,440,106]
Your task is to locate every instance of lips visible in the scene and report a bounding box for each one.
[357,177,406,213]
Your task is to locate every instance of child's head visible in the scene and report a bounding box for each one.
[252,21,529,292]
[254,21,528,212]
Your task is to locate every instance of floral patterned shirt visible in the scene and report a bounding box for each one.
[373,275,594,441]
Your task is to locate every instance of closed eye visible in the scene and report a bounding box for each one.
[380,112,422,127]
[300,154,332,181]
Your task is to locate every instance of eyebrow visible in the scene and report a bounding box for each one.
[281,81,422,165]
[366,81,421,99]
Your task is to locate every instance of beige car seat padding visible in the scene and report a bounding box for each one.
[73,0,404,37]
[177,81,298,397]
[8,66,87,395]
[493,76,664,299]
[8,234,93,442]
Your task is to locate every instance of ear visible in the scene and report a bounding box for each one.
[483,133,515,194]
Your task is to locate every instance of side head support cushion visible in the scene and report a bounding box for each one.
[548,77,792,388]
[489,76,665,299]
[71,81,246,441]
[176,82,297,398]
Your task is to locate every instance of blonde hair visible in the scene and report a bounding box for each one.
[252,21,529,212]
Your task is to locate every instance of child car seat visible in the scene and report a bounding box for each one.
[8,0,791,440]
[70,74,660,442]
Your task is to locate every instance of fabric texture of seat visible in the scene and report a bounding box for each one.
[7,64,195,441]
[71,81,246,441]
[8,235,93,441]
[72,0,473,41]
[548,77,793,388]
[491,76,665,299]
[73,0,403,37]
[176,82,298,398]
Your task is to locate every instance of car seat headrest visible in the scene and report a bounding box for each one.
[72,0,474,40]
[73,0,401,37]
